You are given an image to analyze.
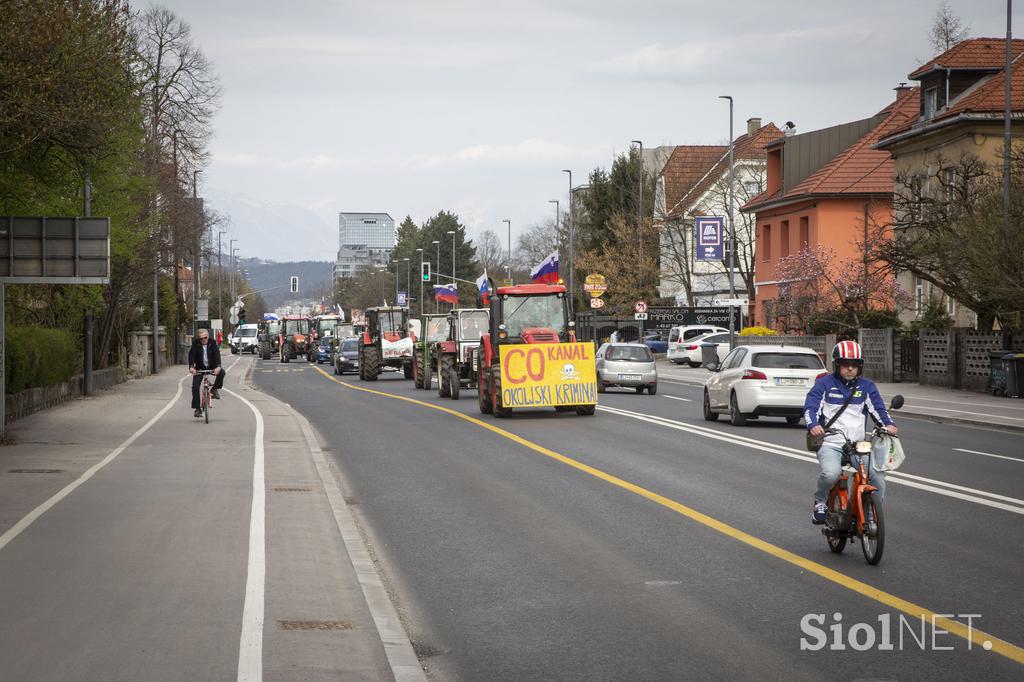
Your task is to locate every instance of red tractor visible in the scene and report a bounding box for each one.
[358,306,415,381]
[278,314,311,363]
[476,283,597,417]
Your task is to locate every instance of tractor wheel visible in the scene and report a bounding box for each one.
[362,346,380,381]
[492,368,511,418]
[478,367,493,414]
[438,354,453,397]
[414,350,425,389]
[403,362,414,380]
[450,366,461,400]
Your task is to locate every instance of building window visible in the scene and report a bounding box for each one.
[947,296,956,316]
[924,87,938,119]
[762,224,771,261]
[780,220,790,258]
[743,180,761,198]
[915,275,924,317]
[799,216,809,251]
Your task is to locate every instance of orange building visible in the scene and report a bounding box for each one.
[741,89,920,329]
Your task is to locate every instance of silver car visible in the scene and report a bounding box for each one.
[595,343,658,394]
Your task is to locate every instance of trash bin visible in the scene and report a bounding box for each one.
[700,342,719,368]
[989,351,1009,396]
[1004,353,1024,399]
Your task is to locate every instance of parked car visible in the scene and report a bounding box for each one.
[333,336,360,375]
[666,325,729,365]
[595,343,658,394]
[671,331,731,367]
[642,332,669,354]
[702,345,827,426]
[230,324,259,354]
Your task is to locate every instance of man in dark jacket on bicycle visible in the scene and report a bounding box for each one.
[188,329,225,418]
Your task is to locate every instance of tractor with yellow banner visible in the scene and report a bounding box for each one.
[475,283,597,417]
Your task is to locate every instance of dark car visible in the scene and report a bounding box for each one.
[642,332,669,354]
[333,337,360,375]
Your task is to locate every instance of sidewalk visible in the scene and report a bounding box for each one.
[0,355,423,680]
[656,359,1024,433]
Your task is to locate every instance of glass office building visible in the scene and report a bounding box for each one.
[335,212,395,279]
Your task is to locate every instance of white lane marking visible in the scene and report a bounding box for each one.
[661,395,693,402]
[597,405,1024,515]
[224,386,266,682]
[953,448,1024,464]
[0,377,185,553]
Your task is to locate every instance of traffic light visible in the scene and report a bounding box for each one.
[421,261,430,281]
[290,276,298,293]
[238,309,246,325]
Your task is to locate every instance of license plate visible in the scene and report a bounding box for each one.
[776,377,805,386]
[618,374,642,381]
[383,350,400,358]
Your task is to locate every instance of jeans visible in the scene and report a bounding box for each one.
[191,369,226,409]
[815,443,885,506]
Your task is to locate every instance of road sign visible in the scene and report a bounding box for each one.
[0,216,110,284]
[229,305,239,316]
[634,300,648,314]
[634,312,648,320]
[229,314,239,325]
[397,291,407,306]
[589,298,605,309]
[719,297,749,306]
[583,273,608,299]
[196,299,209,321]
[695,216,725,262]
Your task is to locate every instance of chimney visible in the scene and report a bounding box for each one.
[746,117,762,135]
[894,82,912,100]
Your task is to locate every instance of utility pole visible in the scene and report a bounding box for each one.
[562,169,574,312]
[433,240,440,312]
[404,257,411,307]
[632,139,644,298]
[719,95,737,349]
[83,173,93,393]
[417,248,424,316]
[448,230,456,309]
[192,170,202,337]
[1003,0,1013,248]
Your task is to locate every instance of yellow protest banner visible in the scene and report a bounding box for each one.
[498,342,598,408]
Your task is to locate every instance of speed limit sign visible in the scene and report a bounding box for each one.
[634,300,648,314]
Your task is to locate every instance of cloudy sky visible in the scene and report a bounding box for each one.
[158,0,1015,261]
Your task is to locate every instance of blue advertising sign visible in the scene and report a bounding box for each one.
[695,216,724,261]
[397,291,408,306]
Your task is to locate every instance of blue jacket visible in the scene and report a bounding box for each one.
[804,374,893,445]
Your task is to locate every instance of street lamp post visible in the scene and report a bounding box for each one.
[548,199,559,248]
[217,230,226,321]
[447,230,456,309]
[404,257,411,308]
[394,258,400,303]
[229,239,237,313]
[192,169,202,337]
[719,95,737,349]
[562,170,575,313]
[416,248,424,316]
[432,240,440,312]
[502,218,511,268]
[632,139,644,301]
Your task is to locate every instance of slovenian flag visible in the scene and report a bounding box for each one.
[434,283,459,304]
[335,304,346,322]
[476,271,491,304]
[530,250,559,284]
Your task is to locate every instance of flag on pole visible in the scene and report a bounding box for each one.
[530,250,559,284]
[434,283,459,304]
[336,304,346,322]
[476,270,491,305]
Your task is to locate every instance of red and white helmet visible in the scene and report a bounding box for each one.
[832,340,863,366]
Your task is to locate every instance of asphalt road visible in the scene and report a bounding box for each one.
[255,358,1024,681]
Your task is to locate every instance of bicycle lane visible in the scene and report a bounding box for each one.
[0,356,411,681]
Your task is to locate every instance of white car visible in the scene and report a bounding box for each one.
[230,324,259,354]
[670,331,732,367]
[702,345,827,426]
[666,325,729,365]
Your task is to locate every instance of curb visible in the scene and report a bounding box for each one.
[243,358,427,682]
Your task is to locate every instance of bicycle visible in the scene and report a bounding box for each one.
[195,370,215,424]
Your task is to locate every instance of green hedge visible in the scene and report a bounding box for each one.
[5,326,80,394]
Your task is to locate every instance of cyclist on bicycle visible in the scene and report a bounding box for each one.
[188,329,226,418]
[804,340,897,524]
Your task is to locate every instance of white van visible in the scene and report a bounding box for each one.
[665,325,729,365]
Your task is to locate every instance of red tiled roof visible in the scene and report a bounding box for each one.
[661,123,783,218]
[909,37,1024,79]
[788,90,919,195]
[941,52,1024,117]
[743,90,919,211]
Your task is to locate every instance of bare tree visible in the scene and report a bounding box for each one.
[928,1,970,54]
[474,229,506,276]
[514,219,562,273]
[577,215,660,310]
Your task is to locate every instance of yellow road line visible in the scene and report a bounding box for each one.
[313,366,1024,664]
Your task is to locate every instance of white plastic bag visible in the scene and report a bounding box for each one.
[872,433,906,471]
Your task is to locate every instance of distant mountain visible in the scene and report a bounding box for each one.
[240,258,334,309]
[211,193,336,262]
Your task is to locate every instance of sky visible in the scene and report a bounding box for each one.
[156,0,1016,261]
